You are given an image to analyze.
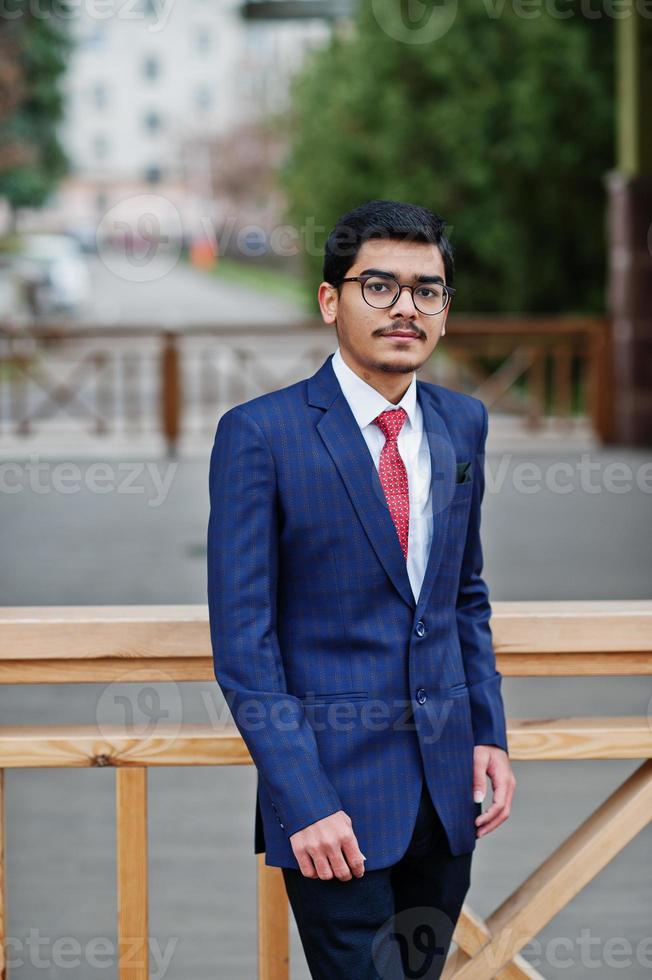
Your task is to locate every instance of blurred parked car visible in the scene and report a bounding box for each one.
[14,233,91,318]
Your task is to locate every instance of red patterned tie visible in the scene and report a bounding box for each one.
[372,407,409,560]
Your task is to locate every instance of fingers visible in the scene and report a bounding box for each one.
[296,853,319,878]
[311,830,366,881]
[341,832,366,879]
[472,761,488,805]
[475,764,516,838]
[317,849,352,881]
[291,812,366,881]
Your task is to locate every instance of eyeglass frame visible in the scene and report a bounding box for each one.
[338,274,456,315]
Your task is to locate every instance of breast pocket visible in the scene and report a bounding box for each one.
[456,460,473,484]
[452,478,474,501]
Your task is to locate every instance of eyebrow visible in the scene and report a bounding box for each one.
[358,268,445,284]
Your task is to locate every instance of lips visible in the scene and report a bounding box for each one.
[383,332,420,339]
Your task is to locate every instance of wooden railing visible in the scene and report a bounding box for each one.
[0,600,649,979]
[0,317,613,454]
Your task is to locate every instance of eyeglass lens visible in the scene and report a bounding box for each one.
[362,276,449,314]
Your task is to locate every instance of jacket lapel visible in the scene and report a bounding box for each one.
[413,384,456,614]
[307,354,456,613]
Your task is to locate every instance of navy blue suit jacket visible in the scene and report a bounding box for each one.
[207,352,508,870]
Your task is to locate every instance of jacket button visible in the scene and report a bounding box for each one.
[415,621,426,637]
[416,687,427,704]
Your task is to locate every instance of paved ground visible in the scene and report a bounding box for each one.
[1,253,309,328]
[84,253,309,328]
[0,439,650,979]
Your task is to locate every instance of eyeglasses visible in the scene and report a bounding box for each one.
[339,274,455,315]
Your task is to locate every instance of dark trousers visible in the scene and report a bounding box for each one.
[281,781,474,980]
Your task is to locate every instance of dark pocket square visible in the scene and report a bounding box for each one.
[456,460,472,484]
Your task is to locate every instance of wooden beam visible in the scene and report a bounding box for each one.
[506,716,652,760]
[446,905,545,979]
[0,605,210,662]
[0,602,650,683]
[0,718,648,768]
[0,724,253,768]
[0,658,213,684]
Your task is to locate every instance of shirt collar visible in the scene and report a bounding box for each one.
[331,346,418,430]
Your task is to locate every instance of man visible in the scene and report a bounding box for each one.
[207,199,515,979]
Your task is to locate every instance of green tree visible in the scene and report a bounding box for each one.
[280,0,614,313]
[0,0,71,222]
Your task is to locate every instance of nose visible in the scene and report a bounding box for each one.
[390,285,418,319]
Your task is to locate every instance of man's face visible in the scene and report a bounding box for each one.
[318,238,451,376]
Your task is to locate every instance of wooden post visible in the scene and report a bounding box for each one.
[257,856,289,980]
[0,770,5,980]
[526,348,545,431]
[116,768,149,980]
[588,325,614,444]
[94,351,110,436]
[161,331,181,457]
[553,342,573,432]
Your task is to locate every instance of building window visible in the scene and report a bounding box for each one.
[196,86,211,110]
[145,165,163,184]
[143,55,160,80]
[83,25,106,51]
[93,83,107,109]
[196,28,211,53]
[93,135,109,160]
[144,110,163,133]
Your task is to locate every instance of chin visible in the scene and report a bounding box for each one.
[375,356,422,374]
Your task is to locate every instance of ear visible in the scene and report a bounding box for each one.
[440,300,451,337]
[318,282,338,324]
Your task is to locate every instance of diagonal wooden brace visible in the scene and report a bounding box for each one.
[445,905,545,979]
[445,759,652,979]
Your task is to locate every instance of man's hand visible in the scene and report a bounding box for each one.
[473,744,515,838]
[290,810,367,881]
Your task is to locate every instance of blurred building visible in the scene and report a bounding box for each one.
[19,0,330,247]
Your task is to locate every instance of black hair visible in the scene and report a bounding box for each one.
[322,199,454,289]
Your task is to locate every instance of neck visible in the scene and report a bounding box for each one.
[339,347,414,404]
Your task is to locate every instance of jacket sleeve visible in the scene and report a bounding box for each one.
[207,406,345,837]
[455,400,509,754]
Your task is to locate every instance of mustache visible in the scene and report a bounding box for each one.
[377,323,424,338]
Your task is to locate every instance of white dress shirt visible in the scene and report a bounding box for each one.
[330,346,433,603]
